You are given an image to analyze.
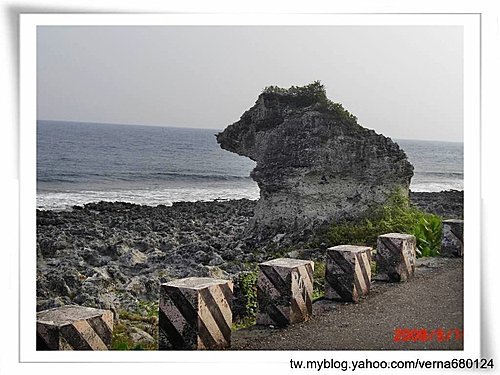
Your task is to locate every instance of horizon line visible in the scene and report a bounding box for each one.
[37,119,464,144]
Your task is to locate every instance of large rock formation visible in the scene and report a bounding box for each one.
[217,82,413,239]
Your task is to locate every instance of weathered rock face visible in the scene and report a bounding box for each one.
[217,83,413,237]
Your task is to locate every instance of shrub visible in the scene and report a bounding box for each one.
[412,215,442,257]
[262,81,358,124]
[262,81,327,102]
[232,269,258,330]
[327,188,442,257]
[240,270,258,317]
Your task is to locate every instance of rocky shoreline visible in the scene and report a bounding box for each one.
[37,199,255,314]
[409,190,463,219]
[36,190,463,323]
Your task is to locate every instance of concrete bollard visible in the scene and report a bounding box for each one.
[441,219,464,257]
[159,277,233,350]
[257,258,314,327]
[325,245,372,303]
[36,305,113,350]
[376,233,417,282]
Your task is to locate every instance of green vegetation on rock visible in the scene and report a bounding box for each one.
[111,319,157,351]
[262,81,358,124]
[312,261,326,300]
[232,269,258,330]
[111,301,158,350]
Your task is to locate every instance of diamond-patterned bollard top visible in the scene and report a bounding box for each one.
[441,219,464,257]
[325,245,372,303]
[376,233,417,282]
[159,277,233,350]
[36,305,113,350]
[257,258,314,327]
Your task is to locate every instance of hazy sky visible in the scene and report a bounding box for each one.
[37,25,463,142]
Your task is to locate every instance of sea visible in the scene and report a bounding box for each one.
[36,121,464,210]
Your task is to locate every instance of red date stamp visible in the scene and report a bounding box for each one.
[393,328,463,342]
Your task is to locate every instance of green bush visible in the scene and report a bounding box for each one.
[412,215,442,257]
[262,81,358,124]
[262,81,328,102]
[327,188,442,257]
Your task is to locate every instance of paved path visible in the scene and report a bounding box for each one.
[232,258,463,350]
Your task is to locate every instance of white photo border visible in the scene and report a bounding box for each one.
[20,12,480,364]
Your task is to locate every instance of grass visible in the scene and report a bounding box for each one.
[111,319,158,351]
[111,300,158,350]
[232,316,257,331]
[312,261,326,300]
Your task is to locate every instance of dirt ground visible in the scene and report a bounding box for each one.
[232,257,463,350]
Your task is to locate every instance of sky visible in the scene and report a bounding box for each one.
[37,25,463,142]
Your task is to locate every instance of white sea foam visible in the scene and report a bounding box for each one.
[410,177,463,192]
[37,178,462,210]
[37,185,261,210]
[36,123,464,210]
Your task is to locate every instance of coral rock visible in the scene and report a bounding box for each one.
[217,82,413,238]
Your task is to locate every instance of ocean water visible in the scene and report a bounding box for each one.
[395,139,463,193]
[36,121,463,210]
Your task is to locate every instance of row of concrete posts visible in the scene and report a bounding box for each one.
[36,219,463,350]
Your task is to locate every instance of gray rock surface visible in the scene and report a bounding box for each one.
[36,191,462,348]
[441,219,464,257]
[410,190,463,219]
[217,82,413,240]
[36,199,256,316]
